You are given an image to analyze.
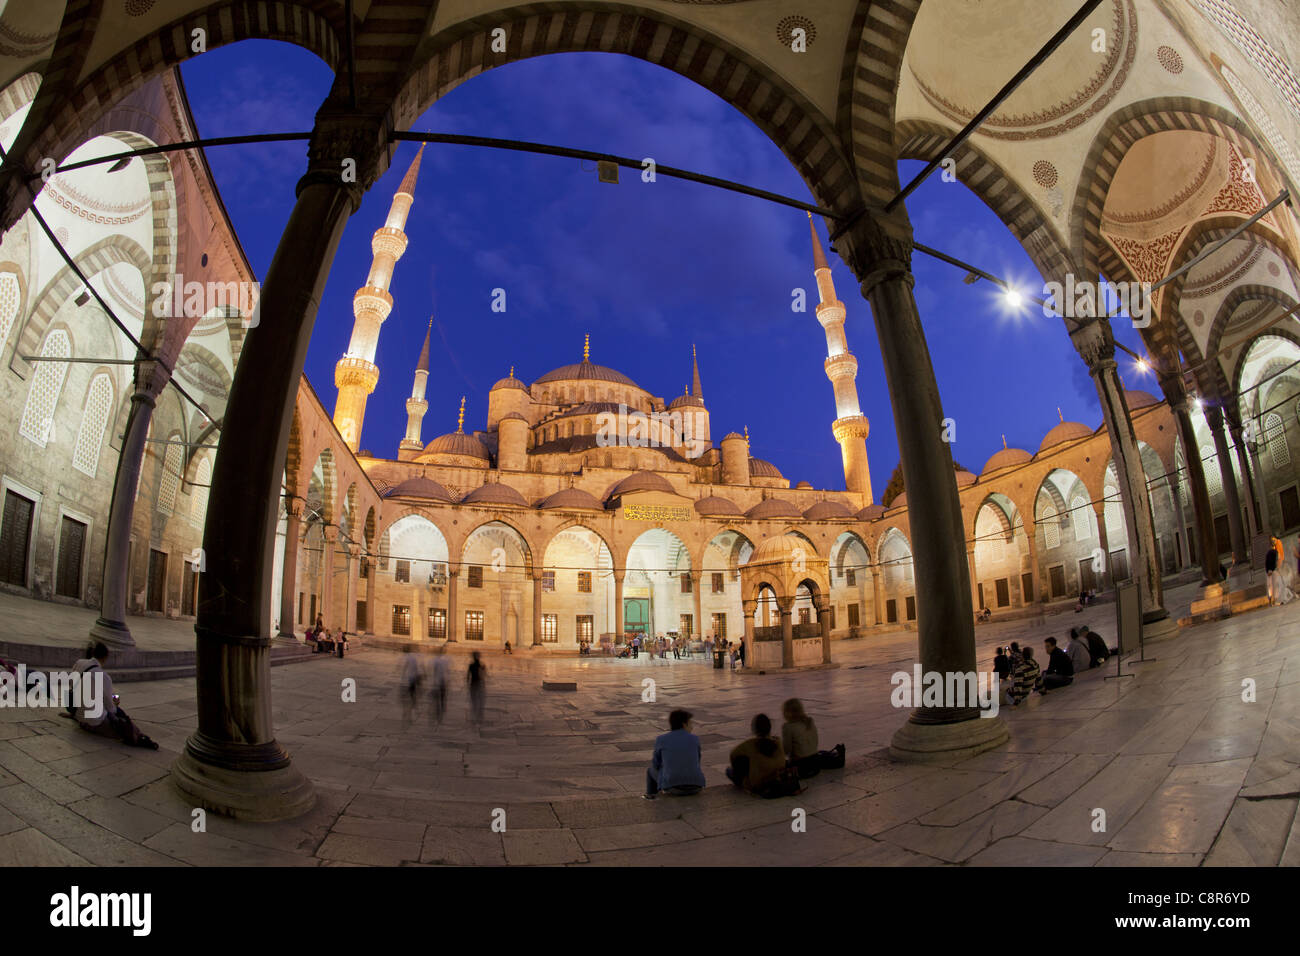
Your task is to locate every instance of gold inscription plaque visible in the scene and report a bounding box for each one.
[623,504,692,522]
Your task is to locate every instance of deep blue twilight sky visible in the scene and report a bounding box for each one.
[179,41,1151,498]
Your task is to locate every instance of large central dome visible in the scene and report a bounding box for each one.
[533,358,639,388]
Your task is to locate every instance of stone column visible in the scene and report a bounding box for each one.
[1024,525,1039,606]
[840,211,1006,759]
[446,565,460,642]
[1248,442,1273,535]
[779,599,794,669]
[1206,404,1247,566]
[344,543,359,633]
[1160,376,1221,585]
[967,544,980,612]
[742,597,755,664]
[1092,502,1110,589]
[278,497,303,638]
[531,568,543,647]
[171,108,391,821]
[1227,417,1259,541]
[613,570,624,639]
[691,570,702,640]
[816,598,832,664]
[90,359,170,650]
[1071,318,1174,639]
[871,567,884,625]
[320,526,337,629]
[364,553,376,636]
[1171,478,1191,568]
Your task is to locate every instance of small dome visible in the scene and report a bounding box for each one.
[536,488,603,511]
[745,497,802,519]
[460,483,528,507]
[749,535,812,563]
[1125,389,1160,410]
[1038,421,1093,453]
[748,457,784,479]
[982,447,1032,476]
[606,470,677,499]
[424,431,491,461]
[955,470,978,487]
[891,492,908,509]
[491,375,529,391]
[804,500,854,520]
[382,476,454,501]
[795,481,813,489]
[695,495,743,516]
[857,504,887,520]
[721,432,746,442]
[534,360,639,388]
[668,393,705,409]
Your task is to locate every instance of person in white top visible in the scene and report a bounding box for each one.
[69,644,158,749]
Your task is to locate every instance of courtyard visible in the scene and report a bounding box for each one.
[1,580,1296,867]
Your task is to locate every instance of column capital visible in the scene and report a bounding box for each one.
[1068,317,1116,371]
[284,496,305,519]
[1203,401,1226,430]
[134,357,171,401]
[299,103,394,208]
[322,525,338,544]
[836,210,914,291]
[741,597,757,613]
[1157,370,1193,414]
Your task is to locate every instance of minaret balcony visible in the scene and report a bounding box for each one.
[406,398,428,415]
[815,301,845,328]
[335,356,379,392]
[832,414,870,442]
[824,353,858,379]
[353,285,393,322]
[372,227,408,260]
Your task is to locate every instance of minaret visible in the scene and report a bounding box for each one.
[691,343,703,401]
[809,212,872,503]
[333,144,424,451]
[398,318,433,460]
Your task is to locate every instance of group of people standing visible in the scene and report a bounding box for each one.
[643,698,845,801]
[992,626,1110,706]
[400,649,488,728]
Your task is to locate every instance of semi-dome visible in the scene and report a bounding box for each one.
[460,483,528,507]
[982,447,1032,476]
[381,475,454,501]
[534,359,639,388]
[857,504,888,520]
[1125,389,1160,410]
[803,500,854,520]
[536,488,603,511]
[748,457,784,479]
[745,498,802,519]
[694,495,743,516]
[551,401,620,419]
[424,431,491,461]
[606,470,677,499]
[491,373,529,391]
[1038,420,1093,453]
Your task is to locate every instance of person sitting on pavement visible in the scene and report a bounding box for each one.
[780,698,845,778]
[1009,646,1041,706]
[1080,625,1108,667]
[727,714,791,795]
[1066,628,1092,674]
[644,709,706,800]
[1042,637,1074,691]
[68,643,158,749]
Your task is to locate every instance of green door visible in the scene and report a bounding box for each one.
[623,597,649,635]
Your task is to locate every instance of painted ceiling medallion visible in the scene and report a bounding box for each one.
[1156,45,1184,73]
[124,0,157,15]
[1032,161,1059,188]
[776,16,816,49]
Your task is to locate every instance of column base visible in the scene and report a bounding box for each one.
[1142,613,1180,644]
[171,734,315,822]
[889,712,1009,764]
[89,617,136,651]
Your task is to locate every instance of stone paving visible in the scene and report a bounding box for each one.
[0,580,1297,866]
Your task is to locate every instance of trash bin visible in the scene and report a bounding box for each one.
[713,650,725,669]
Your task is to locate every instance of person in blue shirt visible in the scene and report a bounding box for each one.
[644,709,706,799]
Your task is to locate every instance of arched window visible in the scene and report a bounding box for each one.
[1042,506,1060,549]
[1293,397,1300,428]
[1265,413,1290,469]
[1071,496,1090,539]
[71,373,113,478]
[190,456,212,529]
[157,436,182,515]
[1201,445,1222,496]
[19,328,70,447]
[0,271,20,356]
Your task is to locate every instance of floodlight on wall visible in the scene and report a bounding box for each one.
[73,289,89,307]
[596,160,619,184]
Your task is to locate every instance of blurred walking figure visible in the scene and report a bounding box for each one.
[467,651,487,727]
[400,647,422,726]
[429,652,449,724]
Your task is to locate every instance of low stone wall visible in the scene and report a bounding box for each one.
[749,637,823,669]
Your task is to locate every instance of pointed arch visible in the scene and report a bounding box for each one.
[71,370,114,478]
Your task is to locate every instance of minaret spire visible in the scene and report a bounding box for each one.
[808,214,873,503]
[333,144,424,451]
[691,343,703,400]
[583,333,590,362]
[457,396,466,434]
[398,317,434,459]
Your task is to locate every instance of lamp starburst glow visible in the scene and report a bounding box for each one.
[1003,286,1024,309]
